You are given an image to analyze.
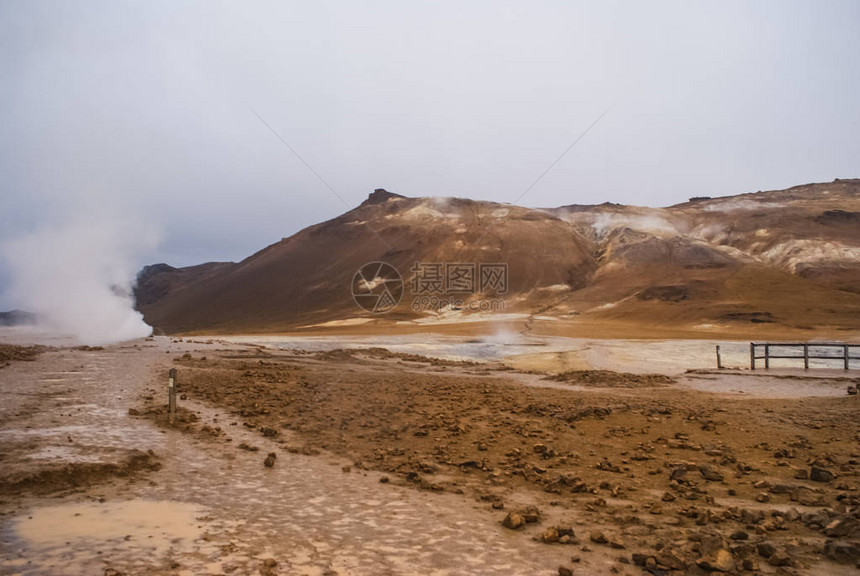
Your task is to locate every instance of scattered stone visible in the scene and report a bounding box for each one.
[730,530,749,541]
[810,466,835,483]
[260,558,278,576]
[379,476,389,483]
[264,452,277,467]
[756,541,776,558]
[590,531,608,544]
[823,540,860,564]
[696,549,734,572]
[341,465,351,473]
[767,550,794,567]
[521,506,541,523]
[824,516,860,538]
[502,512,526,530]
[656,549,688,571]
[557,567,573,576]
[699,465,724,482]
[540,527,560,543]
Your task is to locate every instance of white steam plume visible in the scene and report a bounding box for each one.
[1,212,160,345]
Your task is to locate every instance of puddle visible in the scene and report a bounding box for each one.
[3,500,207,575]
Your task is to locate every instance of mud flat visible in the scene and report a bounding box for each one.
[1,332,859,575]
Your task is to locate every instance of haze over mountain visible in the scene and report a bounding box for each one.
[136,179,860,337]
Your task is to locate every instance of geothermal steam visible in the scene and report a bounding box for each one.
[1,214,159,345]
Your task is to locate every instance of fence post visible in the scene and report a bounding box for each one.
[846,346,851,371]
[764,344,770,369]
[803,344,809,370]
[168,368,177,425]
[750,343,755,370]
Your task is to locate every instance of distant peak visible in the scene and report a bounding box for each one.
[364,188,405,205]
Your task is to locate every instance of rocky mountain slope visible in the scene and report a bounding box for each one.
[136,180,860,336]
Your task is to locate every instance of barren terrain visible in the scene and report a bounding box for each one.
[2,333,859,575]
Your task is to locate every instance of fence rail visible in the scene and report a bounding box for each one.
[749,342,859,370]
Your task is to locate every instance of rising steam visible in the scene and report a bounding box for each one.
[0,212,160,345]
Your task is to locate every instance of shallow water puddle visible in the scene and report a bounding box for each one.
[4,499,206,574]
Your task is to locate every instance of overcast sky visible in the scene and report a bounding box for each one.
[2,0,859,293]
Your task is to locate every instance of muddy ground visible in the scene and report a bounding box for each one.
[1,337,860,575]
[158,345,860,575]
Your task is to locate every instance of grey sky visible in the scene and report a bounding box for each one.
[1,0,859,302]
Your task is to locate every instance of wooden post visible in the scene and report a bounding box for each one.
[764,344,770,369]
[846,345,851,371]
[168,368,177,424]
[803,344,809,370]
[750,343,755,370]
[715,345,722,369]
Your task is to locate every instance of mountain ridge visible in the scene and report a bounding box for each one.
[135,179,860,337]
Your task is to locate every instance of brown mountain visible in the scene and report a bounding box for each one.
[136,180,860,337]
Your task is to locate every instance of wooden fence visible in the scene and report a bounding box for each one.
[748,342,859,370]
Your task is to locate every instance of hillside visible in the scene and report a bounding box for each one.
[135,180,860,337]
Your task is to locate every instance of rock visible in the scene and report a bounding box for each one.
[756,492,770,503]
[810,466,835,482]
[521,506,541,523]
[590,531,608,544]
[848,385,858,395]
[794,487,825,506]
[264,452,277,467]
[260,558,278,576]
[741,508,765,524]
[756,541,776,558]
[558,567,573,576]
[670,467,688,482]
[699,465,724,482]
[696,549,734,572]
[824,516,860,538]
[769,483,796,494]
[540,527,560,543]
[656,549,688,570]
[379,476,389,483]
[341,465,351,473]
[104,569,125,576]
[794,469,809,480]
[767,550,794,567]
[502,512,526,530]
[730,530,749,541]
[823,540,860,564]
